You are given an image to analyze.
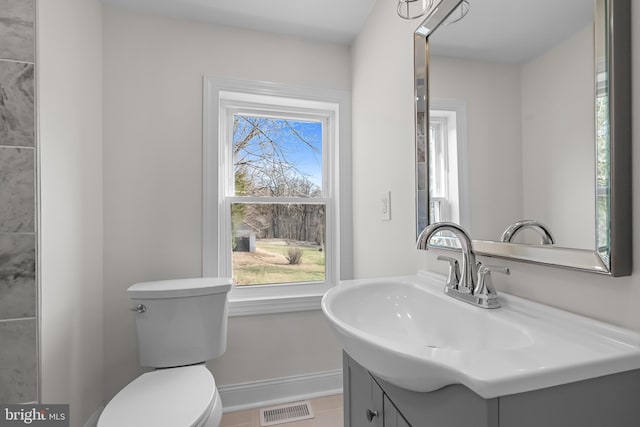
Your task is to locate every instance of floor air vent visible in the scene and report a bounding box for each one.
[260,401,314,426]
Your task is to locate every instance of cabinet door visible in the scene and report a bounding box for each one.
[344,353,384,427]
[376,373,500,426]
[384,395,411,427]
[345,352,499,427]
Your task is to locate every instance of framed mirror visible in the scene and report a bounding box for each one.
[415,0,631,276]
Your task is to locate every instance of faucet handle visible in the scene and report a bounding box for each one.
[437,255,460,289]
[478,264,509,276]
[475,264,509,299]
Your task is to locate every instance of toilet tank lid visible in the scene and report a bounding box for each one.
[128,277,232,299]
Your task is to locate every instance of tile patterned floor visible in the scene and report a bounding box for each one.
[220,394,343,427]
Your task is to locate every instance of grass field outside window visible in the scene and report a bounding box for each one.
[233,239,325,285]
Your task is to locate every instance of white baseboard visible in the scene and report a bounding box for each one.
[81,371,342,421]
[218,370,343,413]
[83,404,104,427]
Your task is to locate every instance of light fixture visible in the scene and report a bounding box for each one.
[397,0,470,24]
[397,0,433,20]
[443,0,469,25]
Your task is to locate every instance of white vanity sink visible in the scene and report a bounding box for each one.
[321,272,640,398]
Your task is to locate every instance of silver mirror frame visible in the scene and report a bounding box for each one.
[415,0,632,276]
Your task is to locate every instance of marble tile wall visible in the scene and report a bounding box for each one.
[0,0,35,63]
[0,61,35,147]
[0,0,37,404]
[0,319,37,403]
[0,147,35,232]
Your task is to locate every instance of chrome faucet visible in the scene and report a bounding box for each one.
[417,222,508,309]
[501,220,554,245]
[418,222,477,293]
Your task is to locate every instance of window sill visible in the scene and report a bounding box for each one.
[227,282,332,316]
[228,293,326,316]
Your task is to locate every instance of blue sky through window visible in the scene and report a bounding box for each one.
[233,115,323,195]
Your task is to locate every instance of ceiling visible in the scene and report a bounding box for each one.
[428,0,594,64]
[100,0,377,44]
[100,0,594,62]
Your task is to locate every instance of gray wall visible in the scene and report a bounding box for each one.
[0,0,37,404]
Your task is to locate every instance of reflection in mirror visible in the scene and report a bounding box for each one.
[415,0,631,275]
[501,220,555,245]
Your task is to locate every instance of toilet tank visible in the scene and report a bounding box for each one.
[127,278,232,368]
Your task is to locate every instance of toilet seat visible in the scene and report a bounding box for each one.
[98,365,220,427]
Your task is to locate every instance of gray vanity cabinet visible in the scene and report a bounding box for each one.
[343,353,412,427]
[383,396,410,427]
[344,350,384,427]
[344,352,498,427]
[343,352,640,427]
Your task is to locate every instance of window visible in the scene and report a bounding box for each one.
[203,78,351,315]
[423,100,469,248]
[228,113,329,287]
[428,116,451,224]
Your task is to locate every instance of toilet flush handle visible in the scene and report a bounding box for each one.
[129,304,146,313]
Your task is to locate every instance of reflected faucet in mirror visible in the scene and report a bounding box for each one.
[501,220,555,245]
[417,222,509,309]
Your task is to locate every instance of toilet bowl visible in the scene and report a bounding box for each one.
[98,278,232,427]
[98,365,222,427]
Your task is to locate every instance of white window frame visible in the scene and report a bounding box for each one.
[427,100,469,249]
[203,77,351,316]
[429,117,451,222]
[430,99,469,229]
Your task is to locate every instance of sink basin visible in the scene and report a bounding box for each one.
[321,272,640,398]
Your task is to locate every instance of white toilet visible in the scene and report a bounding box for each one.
[98,277,232,427]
